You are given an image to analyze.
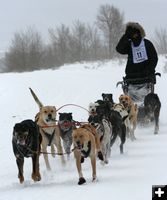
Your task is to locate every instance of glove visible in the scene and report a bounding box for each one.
[125,26,140,39]
[125,26,134,39]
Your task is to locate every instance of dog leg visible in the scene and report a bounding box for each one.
[91,156,97,182]
[154,110,160,134]
[74,150,86,185]
[154,124,159,134]
[55,136,66,165]
[101,142,108,164]
[35,158,41,181]
[126,127,130,138]
[126,119,131,138]
[101,143,105,163]
[106,143,111,163]
[120,125,126,154]
[133,121,137,139]
[104,142,111,164]
[94,133,104,161]
[110,128,117,147]
[63,140,71,160]
[31,155,41,182]
[130,123,136,141]
[129,128,135,141]
[16,158,24,184]
[51,144,55,158]
[42,144,51,170]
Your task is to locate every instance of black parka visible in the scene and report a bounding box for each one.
[116,23,158,82]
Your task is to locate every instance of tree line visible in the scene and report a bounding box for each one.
[2,4,167,72]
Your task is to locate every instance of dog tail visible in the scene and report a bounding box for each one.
[29,87,43,109]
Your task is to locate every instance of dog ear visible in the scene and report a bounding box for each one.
[102,93,105,97]
[134,104,138,111]
[69,113,73,120]
[14,123,19,131]
[119,94,124,99]
[53,106,57,111]
[72,129,77,137]
[109,94,113,101]
[120,94,124,97]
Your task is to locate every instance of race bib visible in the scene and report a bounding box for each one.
[131,39,148,63]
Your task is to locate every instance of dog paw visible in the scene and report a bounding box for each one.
[36,173,41,181]
[35,176,41,182]
[98,151,104,161]
[46,166,52,171]
[61,157,66,165]
[104,160,109,164]
[51,154,55,158]
[19,176,24,184]
[32,173,41,182]
[78,177,86,185]
[92,177,97,182]
[81,156,85,163]
[130,136,136,141]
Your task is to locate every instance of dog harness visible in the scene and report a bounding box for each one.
[58,123,72,136]
[13,133,34,158]
[42,129,55,146]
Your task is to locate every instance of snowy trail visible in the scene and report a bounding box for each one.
[0,58,167,200]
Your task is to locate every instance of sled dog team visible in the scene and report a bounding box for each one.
[12,88,161,185]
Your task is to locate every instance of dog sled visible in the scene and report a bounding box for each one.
[117,72,161,125]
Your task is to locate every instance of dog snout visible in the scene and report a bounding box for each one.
[48,113,52,119]
[91,122,95,126]
[76,140,82,149]
[17,139,26,145]
[64,120,68,124]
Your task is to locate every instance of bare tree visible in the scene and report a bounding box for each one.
[86,25,102,60]
[27,29,44,69]
[5,27,44,72]
[96,4,124,58]
[153,28,167,55]
[48,24,72,65]
[71,20,90,61]
[5,32,28,71]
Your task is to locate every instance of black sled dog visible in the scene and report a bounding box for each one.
[12,119,42,183]
[140,93,161,134]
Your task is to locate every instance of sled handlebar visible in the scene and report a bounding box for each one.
[116,72,161,87]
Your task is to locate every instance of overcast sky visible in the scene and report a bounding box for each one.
[0,0,166,52]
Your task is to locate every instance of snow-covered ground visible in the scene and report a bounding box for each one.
[0,56,167,200]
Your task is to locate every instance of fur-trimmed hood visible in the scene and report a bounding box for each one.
[126,22,146,38]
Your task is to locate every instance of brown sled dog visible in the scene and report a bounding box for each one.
[72,124,103,185]
[119,94,138,140]
[29,88,65,170]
